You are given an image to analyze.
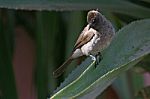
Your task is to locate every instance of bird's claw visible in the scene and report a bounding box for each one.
[95,52,102,68]
[90,55,96,61]
[90,53,102,68]
[98,52,102,63]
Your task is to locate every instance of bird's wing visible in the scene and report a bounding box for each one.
[74,26,95,50]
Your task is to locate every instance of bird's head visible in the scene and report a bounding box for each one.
[87,9,101,30]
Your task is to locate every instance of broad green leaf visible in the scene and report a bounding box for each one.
[0,0,150,18]
[36,12,49,99]
[35,11,67,98]
[50,19,150,99]
[45,12,62,94]
[0,10,17,99]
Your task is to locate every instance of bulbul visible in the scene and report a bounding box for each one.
[53,9,115,78]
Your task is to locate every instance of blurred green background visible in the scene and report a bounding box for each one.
[0,0,150,99]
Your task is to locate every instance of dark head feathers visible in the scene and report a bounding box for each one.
[87,10,100,24]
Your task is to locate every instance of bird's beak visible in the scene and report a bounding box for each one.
[88,23,92,30]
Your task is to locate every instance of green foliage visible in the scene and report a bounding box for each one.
[0,0,150,18]
[0,0,150,99]
[0,10,17,99]
[134,55,150,73]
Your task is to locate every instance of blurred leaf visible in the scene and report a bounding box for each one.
[40,12,59,95]
[136,86,150,99]
[113,72,134,99]
[0,10,17,99]
[131,71,144,96]
[35,12,48,99]
[15,11,36,38]
[43,11,66,94]
[50,19,150,98]
[35,11,67,98]
[0,0,150,18]
[142,0,150,3]
[134,54,150,73]
[96,86,119,99]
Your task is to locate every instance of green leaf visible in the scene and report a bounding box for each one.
[134,54,150,73]
[35,11,67,98]
[44,12,61,94]
[113,72,135,99]
[0,0,150,18]
[50,19,150,99]
[36,12,49,99]
[0,10,17,99]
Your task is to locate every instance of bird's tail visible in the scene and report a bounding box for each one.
[53,57,73,78]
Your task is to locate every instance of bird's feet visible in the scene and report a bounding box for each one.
[95,52,102,68]
[90,55,97,67]
[97,52,102,63]
[90,55,96,61]
[90,53,103,68]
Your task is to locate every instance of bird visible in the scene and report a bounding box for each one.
[53,9,115,78]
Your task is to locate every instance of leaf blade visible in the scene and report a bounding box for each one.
[0,0,150,18]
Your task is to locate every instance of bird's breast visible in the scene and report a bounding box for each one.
[81,32,100,56]
[81,31,113,56]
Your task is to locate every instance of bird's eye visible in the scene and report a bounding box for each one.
[92,18,96,23]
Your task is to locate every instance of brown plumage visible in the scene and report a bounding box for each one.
[74,26,95,50]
